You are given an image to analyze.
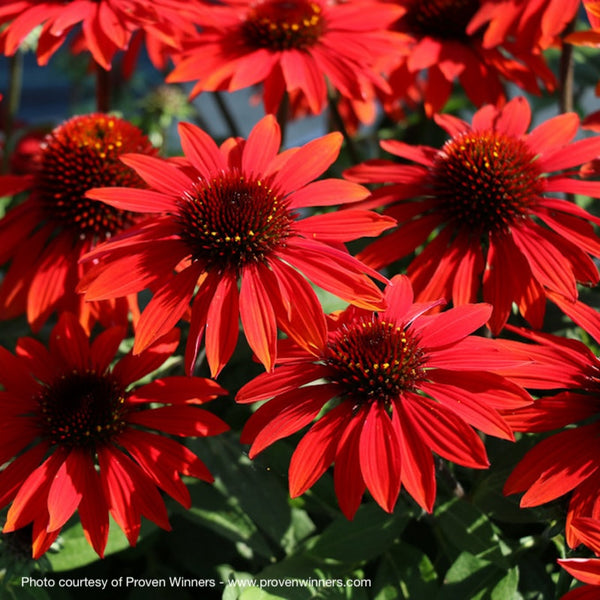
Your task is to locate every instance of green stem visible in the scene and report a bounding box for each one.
[213,91,241,138]
[327,91,361,165]
[276,92,289,145]
[559,18,576,114]
[95,65,111,113]
[3,51,24,173]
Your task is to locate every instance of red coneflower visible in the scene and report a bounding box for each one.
[0,313,229,558]
[166,0,402,115]
[79,114,393,377]
[345,96,600,340]
[469,0,579,52]
[385,0,556,115]
[237,275,533,518]
[502,327,600,549]
[0,0,198,70]
[0,113,157,333]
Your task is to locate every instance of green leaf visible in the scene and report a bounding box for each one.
[47,517,156,571]
[190,435,294,548]
[374,542,438,600]
[306,503,412,564]
[180,481,275,560]
[435,498,509,567]
[436,553,501,600]
[491,567,521,600]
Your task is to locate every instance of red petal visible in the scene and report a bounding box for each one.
[526,112,578,154]
[4,449,67,532]
[128,406,229,437]
[504,426,599,505]
[541,136,600,172]
[184,272,220,375]
[289,402,352,498]
[120,154,194,195]
[113,329,180,386]
[415,303,492,349]
[242,384,337,457]
[236,363,331,403]
[403,392,489,468]
[419,381,514,440]
[270,132,342,191]
[334,407,367,520]
[559,558,600,586]
[129,376,227,405]
[86,187,179,213]
[381,274,414,323]
[359,401,402,513]
[393,400,436,512]
[295,210,396,243]
[178,122,229,179]
[78,459,109,558]
[288,179,370,209]
[242,114,281,175]
[239,263,278,372]
[205,270,240,378]
[133,265,200,354]
[268,258,327,355]
[511,222,577,300]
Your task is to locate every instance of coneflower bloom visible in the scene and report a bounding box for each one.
[386,0,556,115]
[345,96,600,340]
[559,518,600,600]
[0,313,229,559]
[502,327,600,549]
[469,0,579,52]
[0,113,156,333]
[166,0,403,115]
[0,0,198,70]
[237,275,533,518]
[79,115,393,377]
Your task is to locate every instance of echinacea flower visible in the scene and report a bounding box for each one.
[0,313,229,559]
[0,113,156,333]
[502,327,600,548]
[345,96,600,340]
[236,275,533,518]
[79,114,393,377]
[559,518,600,600]
[167,0,403,115]
[470,0,579,52]
[386,0,556,115]
[0,0,199,70]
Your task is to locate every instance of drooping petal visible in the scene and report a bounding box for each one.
[239,262,278,372]
[359,401,402,513]
[393,399,436,513]
[403,392,489,469]
[289,402,353,498]
[205,270,240,378]
[241,384,338,457]
[334,406,368,520]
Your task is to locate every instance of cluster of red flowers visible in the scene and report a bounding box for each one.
[1,1,600,597]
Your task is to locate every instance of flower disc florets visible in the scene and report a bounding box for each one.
[404,0,480,39]
[37,369,127,448]
[325,316,426,405]
[243,0,325,50]
[36,114,154,240]
[177,172,294,272]
[431,130,543,233]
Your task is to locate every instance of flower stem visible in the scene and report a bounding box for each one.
[276,92,289,145]
[559,18,576,114]
[327,91,361,165]
[95,65,111,113]
[213,91,241,138]
[2,51,24,173]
